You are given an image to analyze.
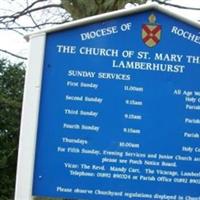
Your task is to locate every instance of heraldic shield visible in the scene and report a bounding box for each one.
[142,14,161,47]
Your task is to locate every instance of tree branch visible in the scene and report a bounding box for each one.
[0,20,70,30]
[20,4,63,18]
[20,0,47,15]
[0,0,46,19]
[154,0,200,10]
[0,49,27,60]
[0,3,64,23]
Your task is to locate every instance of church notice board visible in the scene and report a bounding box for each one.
[32,7,200,200]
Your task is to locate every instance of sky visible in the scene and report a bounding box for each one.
[162,0,200,19]
[0,0,63,63]
[0,0,200,63]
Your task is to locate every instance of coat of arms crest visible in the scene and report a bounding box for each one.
[142,14,161,47]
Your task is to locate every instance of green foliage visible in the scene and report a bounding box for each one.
[61,0,147,19]
[0,59,25,200]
